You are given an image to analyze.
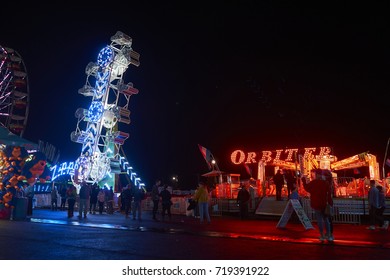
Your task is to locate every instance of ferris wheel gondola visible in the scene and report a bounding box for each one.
[0,45,30,137]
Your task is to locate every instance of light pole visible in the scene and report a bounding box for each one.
[383,137,390,179]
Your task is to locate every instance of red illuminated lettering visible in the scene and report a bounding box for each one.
[303,147,316,159]
[284,149,298,161]
[231,150,245,164]
[261,151,273,163]
[230,146,333,165]
[245,152,257,164]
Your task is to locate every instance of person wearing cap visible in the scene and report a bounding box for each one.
[193,181,211,224]
[301,169,333,242]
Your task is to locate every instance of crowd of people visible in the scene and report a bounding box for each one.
[3,171,389,243]
[46,178,212,224]
[49,183,116,218]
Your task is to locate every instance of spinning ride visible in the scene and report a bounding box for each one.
[0,46,30,137]
[71,31,141,186]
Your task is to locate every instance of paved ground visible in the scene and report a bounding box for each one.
[26,208,390,249]
[2,208,388,278]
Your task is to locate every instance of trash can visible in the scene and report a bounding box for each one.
[13,197,28,220]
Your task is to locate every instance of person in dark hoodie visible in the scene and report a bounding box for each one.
[159,185,172,221]
[237,180,251,220]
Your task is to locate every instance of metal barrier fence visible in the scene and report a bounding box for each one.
[301,196,390,225]
[34,193,389,225]
[301,198,369,224]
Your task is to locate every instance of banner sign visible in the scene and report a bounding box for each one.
[276,199,314,230]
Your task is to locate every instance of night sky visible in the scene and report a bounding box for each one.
[1,2,389,188]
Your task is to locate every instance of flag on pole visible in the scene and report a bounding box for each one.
[198,144,213,170]
[244,163,252,177]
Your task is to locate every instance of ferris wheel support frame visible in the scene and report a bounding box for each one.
[70,31,143,187]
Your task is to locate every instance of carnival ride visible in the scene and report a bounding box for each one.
[0,46,30,137]
[227,149,381,199]
[70,31,144,188]
[330,152,378,174]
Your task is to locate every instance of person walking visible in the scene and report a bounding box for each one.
[131,185,146,220]
[25,184,34,216]
[121,183,133,218]
[237,180,251,220]
[151,179,162,220]
[273,169,284,201]
[50,185,58,211]
[118,188,125,213]
[59,185,67,211]
[66,184,77,218]
[78,182,90,218]
[193,181,211,224]
[301,169,333,242]
[106,186,114,214]
[321,169,335,237]
[89,183,99,214]
[97,188,106,214]
[159,185,172,221]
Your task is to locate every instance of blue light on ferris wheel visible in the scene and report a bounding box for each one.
[97,46,114,68]
[87,101,104,123]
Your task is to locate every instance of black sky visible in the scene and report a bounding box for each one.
[1,2,390,188]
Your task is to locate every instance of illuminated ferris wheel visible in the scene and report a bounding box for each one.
[71,31,141,186]
[0,46,30,137]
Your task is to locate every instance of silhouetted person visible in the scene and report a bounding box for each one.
[151,179,162,220]
[159,185,172,221]
[368,180,389,230]
[273,169,284,201]
[131,185,146,220]
[66,185,77,218]
[50,185,58,211]
[122,183,133,218]
[301,169,333,242]
[89,183,99,214]
[285,169,296,199]
[97,188,105,214]
[78,182,90,218]
[59,185,67,210]
[237,180,251,219]
[25,184,34,216]
[106,186,114,214]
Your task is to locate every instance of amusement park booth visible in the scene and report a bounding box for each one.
[203,171,241,199]
[200,171,242,214]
